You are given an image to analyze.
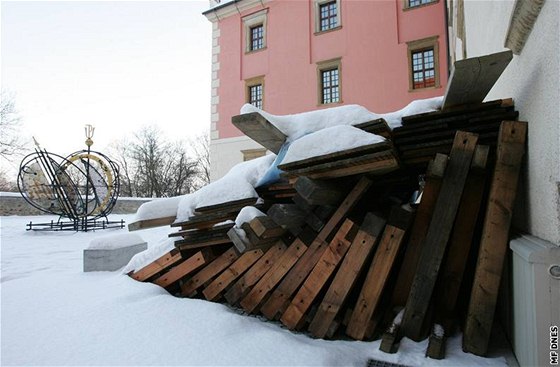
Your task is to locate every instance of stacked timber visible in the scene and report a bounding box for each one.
[129,98,526,361]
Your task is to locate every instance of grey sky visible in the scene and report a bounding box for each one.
[1,1,211,172]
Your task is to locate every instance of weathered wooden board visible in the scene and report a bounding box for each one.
[153,250,212,289]
[130,249,182,282]
[346,206,414,340]
[128,215,176,232]
[171,211,239,231]
[169,223,234,238]
[309,213,386,338]
[202,249,264,301]
[228,227,253,254]
[248,216,286,239]
[174,236,232,251]
[442,50,513,110]
[180,247,239,296]
[278,142,392,172]
[231,112,287,154]
[280,219,358,330]
[194,197,258,215]
[391,154,448,307]
[282,151,399,180]
[354,118,392,138]
[400,131,479,341]
[239,239,308,314]
[260,177,372,319]
[224,243,287,305]
[267,203,308,234]
[434,145,489,330]
[294,176,346,206]
[463,121,527,356]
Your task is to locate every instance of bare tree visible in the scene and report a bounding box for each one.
[192,133,211,188]
[0,91,26,160]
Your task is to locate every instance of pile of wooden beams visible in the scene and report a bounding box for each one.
[128,99,527,361]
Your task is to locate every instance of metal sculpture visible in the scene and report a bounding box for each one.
[17,125,124,231]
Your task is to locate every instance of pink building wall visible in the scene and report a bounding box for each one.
[212,0,449,140]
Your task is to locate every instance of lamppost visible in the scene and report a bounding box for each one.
[84,124,95,232]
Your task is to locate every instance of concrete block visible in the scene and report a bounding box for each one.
[84,233,147,272]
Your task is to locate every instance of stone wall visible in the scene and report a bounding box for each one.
[0,193,152,216]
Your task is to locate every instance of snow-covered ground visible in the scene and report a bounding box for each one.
[1,215,510,366]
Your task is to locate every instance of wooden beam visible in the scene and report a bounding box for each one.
[180,247,239,296]
[239,239,308,314]
[309,213,386,338]
[194,197,258,215]
[280,219,358,330]
[294,176,346,206]
[346,206,414,340]
[260,177,372,319]
[391,153,448,307]
[224,243,287,305]
[153,250,212,289]
[400,131,478,341]
[442,50,513,110]
[463,121,527,356]
[128,215,176,232]
[231,112,287,154]
[248,216,286,239]
[130,249,182,282]
[202,249,264,301]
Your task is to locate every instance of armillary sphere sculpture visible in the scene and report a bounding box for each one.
[17,125,124,231]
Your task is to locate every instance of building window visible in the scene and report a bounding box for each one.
[250,24,264,51]
[405,0,437,9]
[245,75,265,109]
[407,36,440,91]
[242,148,266,161]
[243,9,268,53]
[314,0,342,34]
[317,58,342,105]
[249,84,263,109]
[411,48,436,89]
[319,1,338,31]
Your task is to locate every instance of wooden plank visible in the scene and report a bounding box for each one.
[169,223,234,238]
[171,211,239,230]
[282,151,399,180]
[241,222,280,249]
[442,51,513,110]
[153,250,212,289]
[224,243,287,305]
[239,239,308,314]
[128,215,176,232]
[130,249,182,282]
[267,203,307,234]
[354,118,392,138]
[294,176,346,206]
[280,219,359,330]
[248,216,286,239]
[463,121,527,356]
[434,145,489,331]
[260,177,372,319]
[231,112,287,154]
[400,131,479,341]
[308,213,386,338]
[346,206,414,340]
[228,227,253,254]
[202,249,264,301]
[391,154,448,306]
[426,324,446,359]
[278,142,392,172]
[175,236,232,251]
[194,197,258,214]
[180,247,239,296]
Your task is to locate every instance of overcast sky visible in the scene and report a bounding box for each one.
[1,1,212,173]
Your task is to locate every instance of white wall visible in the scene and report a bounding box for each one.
[209,135,266,181]
[462,0,560,246]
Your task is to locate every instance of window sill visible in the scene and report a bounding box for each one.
[314,25,342,36]
[408,85,441,93]
[403,0,439,12]
[245,47,267,55]
[317,100,343,107]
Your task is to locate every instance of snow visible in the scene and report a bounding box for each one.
[235,206,266,228]
[87,232,145,250]
[281,125,386,165]
[434,324,445,338]
[0,191,22,197]
[133,196,182,222]
[1,214,509,366]
[176,154,275,222]
[240,96,443,140]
